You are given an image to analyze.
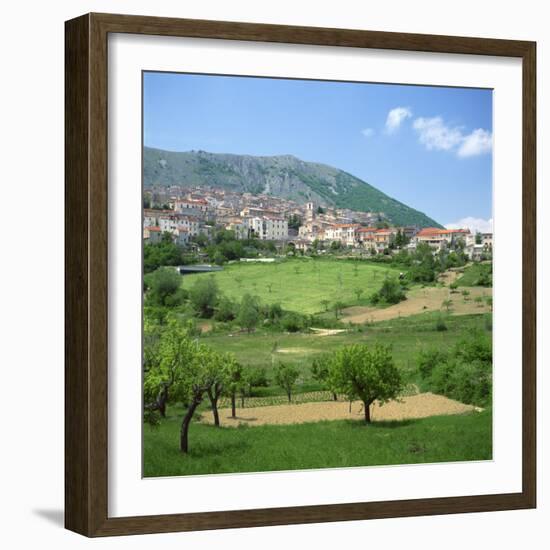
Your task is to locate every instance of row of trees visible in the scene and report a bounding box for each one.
[144,320,310,452]
[145,318,404,454]
[144,268,337,333]
[144,320,245,452]
[368,243,469,283]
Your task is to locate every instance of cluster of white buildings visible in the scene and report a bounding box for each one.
[143,186,492,261]
[414,227,493,260]
[143,191,291,246]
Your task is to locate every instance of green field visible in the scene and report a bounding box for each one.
[201,313,488,384]
[145,257,492,478]
[456,262,492,287]
[181,258,403,314]
[144,406,492,477]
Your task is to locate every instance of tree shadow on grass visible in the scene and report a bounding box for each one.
[345,418,416,429]
[190,437,251,458]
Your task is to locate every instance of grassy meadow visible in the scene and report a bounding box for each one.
[144,405,492,477]
[456,262,493,287]
[201,312,488,382]
[180,258,403,314]
[144,256,492,477]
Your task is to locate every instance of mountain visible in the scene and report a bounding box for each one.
[143,147,443,228]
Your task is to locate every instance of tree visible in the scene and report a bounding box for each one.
[327,344,403,423]
[321,299,330,312]
[204,350,226,427]
[189,276,219,318]
[354,288,364,302]
[409,243,437,283]
[224,358,244,418]
[143,236,184,273]
[144,267,183,307]
[333,301,345,319]
[237,293,260,333]
[442,299,453,313]
[370,278,406,305]
[274,363,300,402]
[143,321,212,453]
[239,367,269,407]
[287,214,302,230]
[213,296,237,322]
[311,354,338,400]
[143,319,166,415]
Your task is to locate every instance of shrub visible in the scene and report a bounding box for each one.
[281,312,303,332]
[267,302,283,320]
[435,316,448,331]
[237,293,260,332]
[370,278,406,305]
[430,358,491,406]
[189,277,219,318]
[418,329,493,407]
[274,363,300,402]
[214,296,237,322]
[245,366,269,388]
[145,267,184,307]
[417,348,448,379]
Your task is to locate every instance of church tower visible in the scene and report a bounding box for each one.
[306,201,315,222]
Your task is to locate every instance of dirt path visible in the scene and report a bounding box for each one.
[200,392,480,427]
[309,328,348,336]
[342,270,492,324]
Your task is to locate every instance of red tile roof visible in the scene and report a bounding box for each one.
[357,227,378,233]
[417,227,469,237]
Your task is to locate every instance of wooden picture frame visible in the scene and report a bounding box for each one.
[65,12,536,537]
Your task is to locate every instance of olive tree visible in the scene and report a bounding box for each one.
[328,344,403,423]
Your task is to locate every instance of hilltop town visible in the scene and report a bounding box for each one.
[143,184,492,261]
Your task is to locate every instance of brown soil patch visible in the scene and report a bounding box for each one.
[342,271,492,324]
[309,328,348,336]
[198,321,213,333]
[200,392,480,427]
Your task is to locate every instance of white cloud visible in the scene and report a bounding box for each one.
[446,217,493,234]
[413,117,463,151]
[385,107,412,134]
[413,116,492,158]
[361,128,375,138]
[457,128,493,157]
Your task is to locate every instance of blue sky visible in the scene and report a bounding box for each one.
[143,72,493,230]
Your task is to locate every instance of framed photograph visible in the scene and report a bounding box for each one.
[65,13,536,537]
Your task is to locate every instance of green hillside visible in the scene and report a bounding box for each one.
[143,147,443,228]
